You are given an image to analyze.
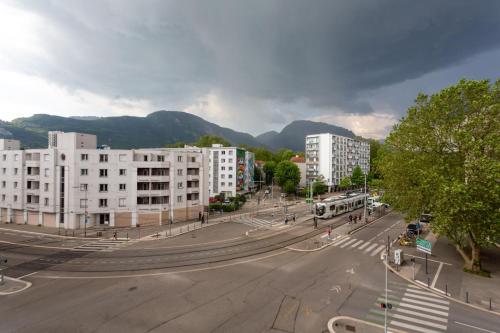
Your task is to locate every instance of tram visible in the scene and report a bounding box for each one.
[315,192,368,219]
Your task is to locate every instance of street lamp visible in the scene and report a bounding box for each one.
[363,172,367,223]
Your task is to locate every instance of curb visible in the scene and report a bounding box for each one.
[0,276,32,295]
[383,260,500,316]
[327,315,406,333]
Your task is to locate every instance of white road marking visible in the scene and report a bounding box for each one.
[18,271,39,279]
[431,262,444,289]
[395,307,448,324]
[389,313,447,330]
[364,243,378,252]
[389,320,442,333]
[370,245,385,256]
[395,302,449,316]
[332,237,351,246]
[350,240,364,248]
[357,241,371,250]
[340,238,357,248]
[400,297,449,310]
[403,292,449,305]
[454,321,497,333]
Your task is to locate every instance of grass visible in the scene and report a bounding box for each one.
[463,267,491,278]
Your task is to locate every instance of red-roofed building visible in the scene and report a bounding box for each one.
[290,155,306,187]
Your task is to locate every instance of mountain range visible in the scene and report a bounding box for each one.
[0,111,357,151]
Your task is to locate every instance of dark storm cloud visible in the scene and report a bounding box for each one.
[10,0,500,116]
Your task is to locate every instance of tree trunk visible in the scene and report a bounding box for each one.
[469,243,481,272]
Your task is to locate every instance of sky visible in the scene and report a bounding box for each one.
[0,1,499,139]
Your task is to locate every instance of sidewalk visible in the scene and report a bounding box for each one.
[391,231,500,313]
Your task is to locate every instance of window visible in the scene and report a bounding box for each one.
[119,154,127,162]
[221,166,225,171]
[81,154,89,161]
[1,194,5,201]
[44,154,50,161]
[222,151,226,155]
[79,199,87,208]
[99,169,108,177]
[2,154,6,161]
[119,198,126,207]
[177,169,183,176]
[229,159,233,163]
[221,159,225,163]
[119,184,126,191]
[99,199,108,207]
[177,195,183,203]
[229,167,233,171]
[190,157,196,162]
[44,168,49,177]
[44,183,49,192]
[221,182,225,186]
[14,181,18,189]
[229,150,233,155]
[1,168,5,174]
[119,169,127,176]
[99,184,108,192]
[177,182,183,189]
[13,168,18,175]
[177,156,183,162]
[221,174,225,179]
[157,155,165,162]
[229,182,233,186]
[80,184,88,191]
[1,181,5,188]
[81,169,88,176]
[14,195,18,202]
[143,155,148,162]
[99,154,108,162]
[14,154,19,161]
[229,174,233,179]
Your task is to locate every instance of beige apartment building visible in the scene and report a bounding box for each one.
[0,132,208,230]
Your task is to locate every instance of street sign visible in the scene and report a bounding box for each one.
[416,238,432,254]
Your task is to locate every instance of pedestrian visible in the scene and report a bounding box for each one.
[313,216,317,229]
[293,215,296,223]
[201,215,205,224]
[349,214,353,222]
[328,226,331,240]
[113,231,117,240]
[285,217,288,225]
[198,211,202,221]
[354,215,358,224]
[359,213,362,222]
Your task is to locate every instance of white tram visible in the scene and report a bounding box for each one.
[315,192,368,219]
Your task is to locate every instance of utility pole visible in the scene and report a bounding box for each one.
[363,173,367,223]
[385,235,389,333]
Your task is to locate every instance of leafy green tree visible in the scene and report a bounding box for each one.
[194,135,230,147]
[273,149,295,163]
[263,161,276,185]
[165,142,187,148]
[379,79,500,272]
[274,161,301,189]
[368,139,382,180]
[282,180,297,194]
[246,147,274,161]
[339,177,351,190]
[313,175,328,195]
[351,165,365,186]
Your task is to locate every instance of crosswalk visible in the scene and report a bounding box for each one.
[73,239,133,252]
[328,236,387,257]
[236,216,278,229]
[366,281,450,333]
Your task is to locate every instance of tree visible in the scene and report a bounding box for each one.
[273,149,295,163]
[263,161,276,185]
[194,135,230,147]
[351,165,364,186]
[282,180,297,194]
[378,79,500,273]
[313,175,328,195]
[274,161,301,190]
[339,177,352,190]
[247,147,274,161]
[368,139,382,180]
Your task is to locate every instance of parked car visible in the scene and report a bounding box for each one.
[419,213,432,223]
[406,223,421,237]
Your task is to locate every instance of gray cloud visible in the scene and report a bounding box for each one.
[5,0,500,133]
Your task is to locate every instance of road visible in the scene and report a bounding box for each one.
[0,211,498,332]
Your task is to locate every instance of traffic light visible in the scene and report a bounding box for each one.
[380,303,392,309]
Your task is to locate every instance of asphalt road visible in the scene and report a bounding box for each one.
[0,211,498,333]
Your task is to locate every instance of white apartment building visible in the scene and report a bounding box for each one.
[208,145,255,198]
[305,133,370,189]
[0,132,208,230]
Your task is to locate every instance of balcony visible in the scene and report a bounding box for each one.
[187,174,199,181]
[187,187,199,194]
[187,161,200,168]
